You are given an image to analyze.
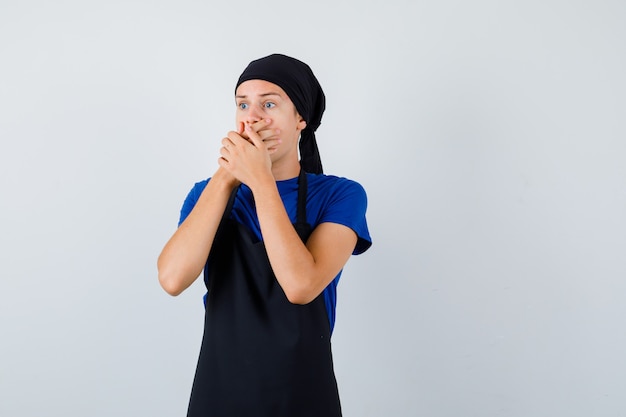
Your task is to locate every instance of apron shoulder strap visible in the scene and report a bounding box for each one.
[295,169,312,242]
[222,185,240,219]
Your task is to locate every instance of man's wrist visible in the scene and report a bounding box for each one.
[212,167,240,191]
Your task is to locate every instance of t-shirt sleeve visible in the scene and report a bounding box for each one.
[178,179,209,227]
[319,179,372,255]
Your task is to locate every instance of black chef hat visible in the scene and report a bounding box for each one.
[236,54,325,174]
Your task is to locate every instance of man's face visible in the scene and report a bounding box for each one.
[235,79,306,164]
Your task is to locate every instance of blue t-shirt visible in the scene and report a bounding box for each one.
[178,173,372,333]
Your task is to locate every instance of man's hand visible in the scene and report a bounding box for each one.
[238,119,280,148]
[218,119,280,187]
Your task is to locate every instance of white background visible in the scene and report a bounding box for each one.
[1,1,625,416]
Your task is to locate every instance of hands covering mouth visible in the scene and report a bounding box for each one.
[239,119,281,153]
[218,118,282,187]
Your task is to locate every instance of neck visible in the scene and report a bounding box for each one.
[271,159,301,181]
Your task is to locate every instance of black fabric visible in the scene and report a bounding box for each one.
[236,54,325,175]
[187,170,341,417]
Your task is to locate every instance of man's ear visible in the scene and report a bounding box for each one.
[297,117,307,131]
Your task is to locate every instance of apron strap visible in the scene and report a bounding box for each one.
[296,169,308,224]
[221,184,240,220]
[295,169,312,242]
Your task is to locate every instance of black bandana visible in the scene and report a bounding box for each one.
[236,54,325,174]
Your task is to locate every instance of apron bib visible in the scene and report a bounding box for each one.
[187,170,342,417]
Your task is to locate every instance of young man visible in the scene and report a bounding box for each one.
[157,54,371,417]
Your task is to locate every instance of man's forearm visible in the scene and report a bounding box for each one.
[157,169,238,296]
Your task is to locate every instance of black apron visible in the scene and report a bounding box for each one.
[187,170,342,417]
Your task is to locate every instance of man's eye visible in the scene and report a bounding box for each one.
[238,103,249,110]
[264,102,276,109]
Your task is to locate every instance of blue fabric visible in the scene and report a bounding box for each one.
[178,173,372,334]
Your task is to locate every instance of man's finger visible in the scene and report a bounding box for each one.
[249,118,271,132]
[264,138,282,153]
[258,128,280,141]
[240,119,271,140]
[245,123,264,148]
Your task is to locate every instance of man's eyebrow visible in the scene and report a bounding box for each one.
[235,92,282,99]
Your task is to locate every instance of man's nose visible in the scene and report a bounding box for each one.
[246,105,263,123]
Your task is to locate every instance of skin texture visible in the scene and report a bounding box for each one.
[157,80,357,304]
